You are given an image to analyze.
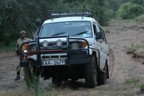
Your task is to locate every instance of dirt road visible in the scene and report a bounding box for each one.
[107,21,144,84]
[0,20,144,96]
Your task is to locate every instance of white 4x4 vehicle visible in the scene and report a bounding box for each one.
[20,10,109,88]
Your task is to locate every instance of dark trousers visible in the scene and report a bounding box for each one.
[16,65,21,77]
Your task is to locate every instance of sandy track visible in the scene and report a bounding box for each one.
[106,21,144,84]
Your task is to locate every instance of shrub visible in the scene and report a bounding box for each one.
[135,14,144,22]
[116,2,144,19]
[139,83,144,92]
[0,42,16,52]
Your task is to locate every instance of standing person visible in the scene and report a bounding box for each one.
[15,30,32,81]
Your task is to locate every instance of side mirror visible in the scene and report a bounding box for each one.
[96,32,102,39]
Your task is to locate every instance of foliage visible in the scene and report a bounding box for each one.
[116,2,144,19]
[0,0,58,47]
[125,75,139,84]
[131,0,144,5]
[1,0,143,47]
[0,41,16,52]
[139,83,144,91]
[51,0,110,25]
[135,14,144,22]
[0,0,111,47]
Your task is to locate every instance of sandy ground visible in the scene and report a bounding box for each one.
[0,20,144,95]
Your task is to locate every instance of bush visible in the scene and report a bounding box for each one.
[116,2,144,19]
[0,0,110,48]
[0,42,16,52]
[135,14,144,22]
[139,83,144,91]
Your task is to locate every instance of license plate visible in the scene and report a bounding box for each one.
[42,59,65,66]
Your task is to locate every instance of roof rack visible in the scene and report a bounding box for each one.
[48,9,92,19]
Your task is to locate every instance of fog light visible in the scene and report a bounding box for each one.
[42,40,48,47]
[56,39,63,47]
[23,50,28,60]
[23,50,27,56]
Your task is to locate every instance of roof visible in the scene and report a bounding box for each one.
[43,16,97,24]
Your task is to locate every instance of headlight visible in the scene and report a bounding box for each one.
[42,40,48,47]
[71,43,79,49]
[70,41,88,49]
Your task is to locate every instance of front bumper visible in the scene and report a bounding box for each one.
[20,53,90,67]
[20,50,90,67]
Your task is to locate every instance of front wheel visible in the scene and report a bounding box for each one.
[52,77,62,87]
[97,65,108,85]
[85,56,98,88]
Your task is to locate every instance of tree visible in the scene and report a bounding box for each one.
[116,2,144,19]
[0,0,111,46]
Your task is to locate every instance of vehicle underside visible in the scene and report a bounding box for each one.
[41,64,86,81]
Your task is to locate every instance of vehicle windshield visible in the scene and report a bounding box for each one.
[39,21,93,38]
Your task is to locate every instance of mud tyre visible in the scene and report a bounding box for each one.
[52,77,62,87]
[98,65,108,85]
[85,56,97,88]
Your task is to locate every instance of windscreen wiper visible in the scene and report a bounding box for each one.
[51,32,66,36]
[72,31,88,36]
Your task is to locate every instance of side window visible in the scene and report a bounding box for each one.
[93,23,107,43]
[93,24,100,36]
[93,24,97,36]
[99,26,107,43]
[96,24,100,32]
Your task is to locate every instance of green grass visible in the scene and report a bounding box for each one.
[0,87,138,96]
[139,83,144,92]
[110,19,136,24]
[132,44,144,49]
[125,75,139,85]
[135,14,144,22]
[128,43,144,51]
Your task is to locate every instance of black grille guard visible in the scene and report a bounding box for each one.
[20,35,90,65]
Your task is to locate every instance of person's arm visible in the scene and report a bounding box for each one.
[16,40,20,55]
[28,38,32,41]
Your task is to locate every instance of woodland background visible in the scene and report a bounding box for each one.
[0,0,143,48]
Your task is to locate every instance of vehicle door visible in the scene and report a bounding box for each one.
[93,23,108,70]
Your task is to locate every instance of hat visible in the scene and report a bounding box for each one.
[20,31,26,34]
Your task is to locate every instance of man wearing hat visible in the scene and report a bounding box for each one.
[15,30,32,80]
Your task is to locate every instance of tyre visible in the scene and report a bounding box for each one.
[97,65,108,85]
[72,78,78,82]
[23,60,40,88]
[85,55,97,88]
[52,77,62,87]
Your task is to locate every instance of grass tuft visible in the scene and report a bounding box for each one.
[125,76,139,85]
[139,83,144,92]
[135,14,144,22]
